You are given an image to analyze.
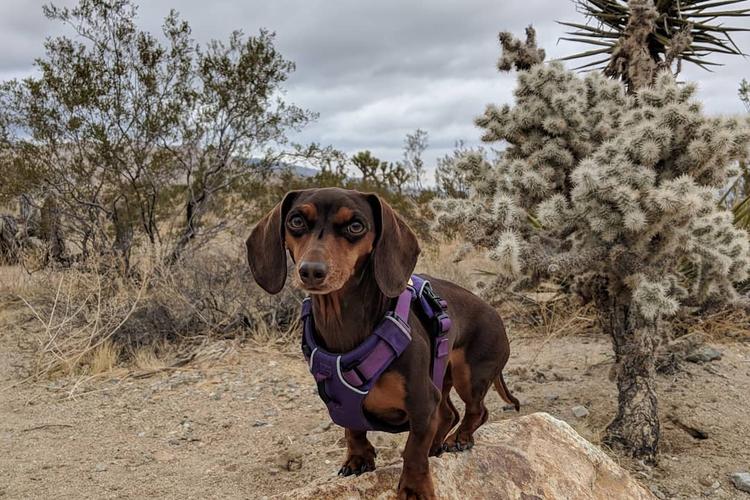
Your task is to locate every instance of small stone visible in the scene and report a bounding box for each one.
[699,476,715,487]
[571,405,589,419]
[730,472,750,493]
[253,420,268,427]
[545,394,559,402]
[686,347,722,363]
[94,463,108,472]
[318,421,332,432]
[502,404,517,412]
[649,485,666,499]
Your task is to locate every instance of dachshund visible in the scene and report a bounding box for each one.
[246,187,518,499]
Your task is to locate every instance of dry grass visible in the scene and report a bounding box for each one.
[88,341,120,374]
[675,307,750,341]
[2,237,302,379]
[132,344,168,372]
[4,234,747,382]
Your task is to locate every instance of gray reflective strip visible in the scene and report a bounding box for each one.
[384,315,412,341]
[309,347,318,370]
[336,356,368,395]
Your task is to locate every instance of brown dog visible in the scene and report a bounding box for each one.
[246,187,518,499]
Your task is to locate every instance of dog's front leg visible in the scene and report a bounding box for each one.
[338,429,376,476]
[398,384,440,500]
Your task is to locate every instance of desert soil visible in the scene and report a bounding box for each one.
[1,297,749,499]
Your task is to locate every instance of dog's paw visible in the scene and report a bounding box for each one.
[338,455,376,477]
[428,442,445,457]
[442,433,474,453]
[397,483,437,499]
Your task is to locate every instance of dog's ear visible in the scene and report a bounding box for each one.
[246,191,300,294]
[367,194,420,297]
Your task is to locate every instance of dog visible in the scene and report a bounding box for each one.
[246,187,518,499]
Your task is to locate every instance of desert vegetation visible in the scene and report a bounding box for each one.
[1,0,750,498]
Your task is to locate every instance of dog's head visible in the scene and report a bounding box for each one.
[246,188,420,297]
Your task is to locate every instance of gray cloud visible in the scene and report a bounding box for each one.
[2,1,749,177]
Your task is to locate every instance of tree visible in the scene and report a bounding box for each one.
[435,140,474,198]
[730,78,750,229]
[402,129,429,191]
[351,150,383,185]
[433,25,750,463]
[350,150,411,194]
[560,0,750,91]
[0,0,316,269]
[740,78,750,113]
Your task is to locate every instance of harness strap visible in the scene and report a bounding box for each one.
[409,276,451,390]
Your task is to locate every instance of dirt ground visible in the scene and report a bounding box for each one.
[1,296,750,499]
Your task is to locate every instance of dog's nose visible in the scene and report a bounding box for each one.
[299,261,328,287]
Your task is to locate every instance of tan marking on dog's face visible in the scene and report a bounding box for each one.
[332,207,354,224]
[283,191,376,294]
[297,203,317,221]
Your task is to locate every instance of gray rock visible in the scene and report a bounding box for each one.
[686,347,722,363]
[253,420,268,427]
[94,463,108,472]
[730,472,750,493]
[545,394,560,402]
[649,485,666,499]
[571,405,589,419]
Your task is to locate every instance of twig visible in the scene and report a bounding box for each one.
[22,423,74,432]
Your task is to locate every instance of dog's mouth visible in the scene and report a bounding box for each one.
[294,273,349,295]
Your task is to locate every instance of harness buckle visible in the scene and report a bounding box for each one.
[436,312,452,335]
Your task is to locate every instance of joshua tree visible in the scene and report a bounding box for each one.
[434,24,750,463]
[402,129,429,191]
[560,0,750,91]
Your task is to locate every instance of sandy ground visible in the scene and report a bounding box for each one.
[1,299,750,499]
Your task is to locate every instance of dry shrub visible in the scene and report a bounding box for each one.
[15,239,302,378]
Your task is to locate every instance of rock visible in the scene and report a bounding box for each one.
[649,485,666,499]
[275,449,304,472]
[686,347,722,363]
[272,413,655,500]
[571,405,590,418]
[730,472,750,493]
[94,463,108,472]
[253,420,268,427]
[703,481,721,497]
[699,475,716,487]
[545,393,560,402]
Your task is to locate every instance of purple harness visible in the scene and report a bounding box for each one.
[301,275,451,432]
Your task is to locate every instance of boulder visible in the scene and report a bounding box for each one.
[274,412,654,500]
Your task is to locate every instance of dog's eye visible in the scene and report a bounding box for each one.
[287,215,306,230]
[347,221,365,235]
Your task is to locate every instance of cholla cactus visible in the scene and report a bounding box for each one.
[433,29,750,463]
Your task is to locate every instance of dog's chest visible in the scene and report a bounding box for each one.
[362,371,408,424]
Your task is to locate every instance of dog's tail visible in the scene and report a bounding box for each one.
[493,373,520,412]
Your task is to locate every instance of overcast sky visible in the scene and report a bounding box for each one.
[2,1,749,179]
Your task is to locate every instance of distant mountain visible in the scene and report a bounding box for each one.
[271,163,319,178]
[242,157,319,178]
